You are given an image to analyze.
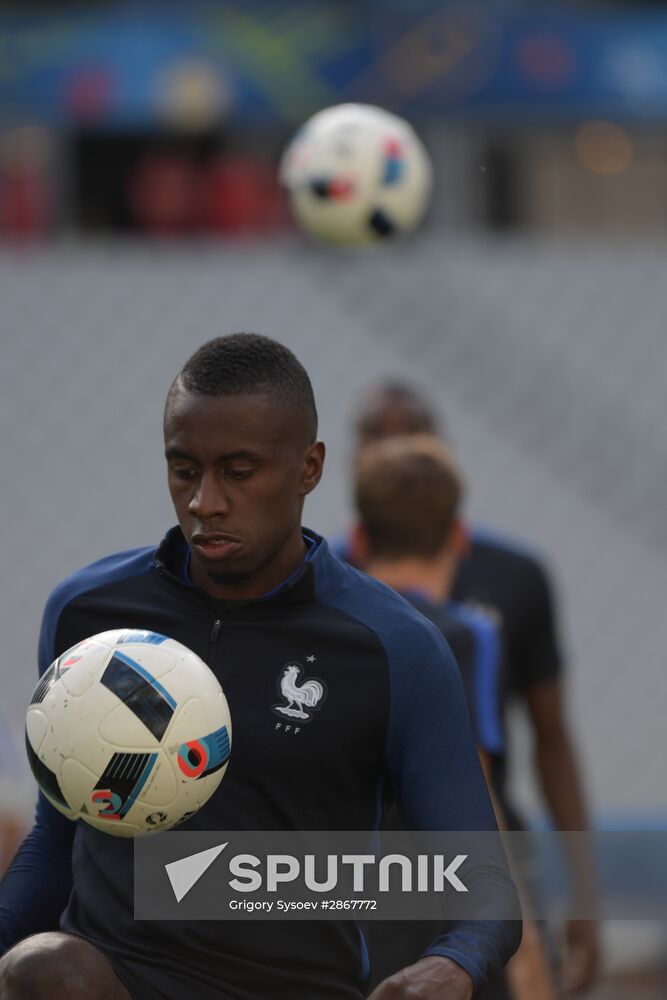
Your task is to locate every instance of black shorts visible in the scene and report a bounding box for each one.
[105,949,241,1000]
[108,952,168,1000]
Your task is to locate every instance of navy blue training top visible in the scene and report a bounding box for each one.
[402,593,504,757]
[0,527,520,998]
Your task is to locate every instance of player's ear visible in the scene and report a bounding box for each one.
[450,517,470,558]
[299,440,325,495]
[350,523,370,566]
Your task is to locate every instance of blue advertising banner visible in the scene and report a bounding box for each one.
[2,4,667,127]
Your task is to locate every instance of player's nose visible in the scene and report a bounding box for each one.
[188,471,230,519]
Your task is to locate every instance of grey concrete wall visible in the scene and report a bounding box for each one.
[1,234,665,823]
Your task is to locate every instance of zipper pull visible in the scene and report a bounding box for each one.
[210,619,222,643]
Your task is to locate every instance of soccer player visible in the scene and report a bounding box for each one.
[354,433,555,1000]
[343,381,598,995]
[353,434,504,777]
[0,336,520,1000]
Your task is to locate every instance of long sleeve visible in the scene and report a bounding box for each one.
[0,793,75,955]
[0,585,77,956]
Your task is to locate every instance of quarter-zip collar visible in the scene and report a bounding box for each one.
[153,525,323,610]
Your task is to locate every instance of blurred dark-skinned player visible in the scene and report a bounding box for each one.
[339,382,598,996]
[354,433,556,1000]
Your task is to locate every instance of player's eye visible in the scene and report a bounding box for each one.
[225,468,254,481]
[171,466,197,481]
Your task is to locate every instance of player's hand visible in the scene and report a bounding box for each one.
[367,955,473,999]
[562,919,599,994]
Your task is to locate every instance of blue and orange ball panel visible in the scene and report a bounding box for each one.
[177,726,230,780]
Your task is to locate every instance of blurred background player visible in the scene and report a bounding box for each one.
[341,381,598,995]
[354,433,556,1000]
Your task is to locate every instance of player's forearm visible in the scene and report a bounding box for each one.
[0,799,74,955]
[535,730,597,903]
[505,919,557,1000]
[0,841,70,953]
[369,954,473,999]
[423,916,522,994]
[536,727,589,830]
[482,756,555,998]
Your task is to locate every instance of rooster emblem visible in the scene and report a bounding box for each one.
[273,662,326,721]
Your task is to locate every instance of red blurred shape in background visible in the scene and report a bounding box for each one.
[129,152,199,235]
[199,156,285,234]
[0,126,54,240]
[0,168,53,239]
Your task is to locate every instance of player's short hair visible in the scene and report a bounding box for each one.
[355,381,440,446]
[355,434,463,559]
[170,333,318,440]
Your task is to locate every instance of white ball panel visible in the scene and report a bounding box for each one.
[59,640,110,696]
[25,707,50,755]
[165,695,208,746]
[136,754,177,807]
[60,756,100,813]
[120,643,178,680]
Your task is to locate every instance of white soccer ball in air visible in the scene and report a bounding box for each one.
[25,629,231,837]
[280,103,433,245]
